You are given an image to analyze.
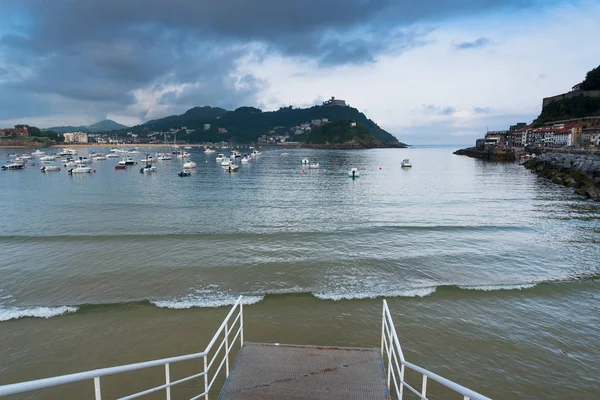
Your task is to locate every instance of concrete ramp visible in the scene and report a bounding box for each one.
[218,342,390,400]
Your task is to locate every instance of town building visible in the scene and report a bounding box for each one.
[63,132,88,143]
[582,125,600,146]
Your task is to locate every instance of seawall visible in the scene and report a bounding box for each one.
[453,147,515,161]
[523,153,600,201]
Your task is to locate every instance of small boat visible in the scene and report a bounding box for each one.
[309,161,319,169]
[139,164,157,173]
[93,155,106,161]
[31,150,46,156]
[348,168,360,178]
[68,166,92,174]
[128,149,140,155]
[115,165,128,170]
[40,155,56,162]
[231,150,241,158]
[110,148,127,153]
[216,154,225,162]
[251,149,261,156]
[2,163,24,170]
[204,148,216,154]
[183,160,197,169]
[178,169,192,177]
[12,157,27,166]
[141,155,155,163]
[401,159,412,168]
[241,156,249,164]
[19,154,32,160]
[156,152,172,161]
[41,165,61,172]
[281,152,289,156]
[58,148,77,156]
[75,157,92,164]
[221,158,231,167]
[184,146,192,150]
[301,158,309,165]
[118,157,136,166]
[176,151,191,159]
[64,161,77,168]
[106,153,119,159]
[226,164,239,172]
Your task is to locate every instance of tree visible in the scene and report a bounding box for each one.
[581,65,600,90]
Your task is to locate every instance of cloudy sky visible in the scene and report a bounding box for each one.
[0,0,599,144]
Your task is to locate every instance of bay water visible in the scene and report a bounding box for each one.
[0,146,598,399]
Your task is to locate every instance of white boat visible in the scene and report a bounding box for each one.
[2,163,24,170]
[110,148,127,153]
[241,156,249,164]
[348,168,360,178]
[75,157,92,164]
[19,154,32,160]
[58,148,77,156]
[251,149,261,156]
[40,156,56,162]
[156,152,172,161]
[40,165,61,172]
[139,164,157,173]
[401,159,412,168]
[106,153,119,159]
[176,151,191,159]
[221,158,231,167]
[68,165,92,174]
[31,150,46,156]
[301,158,309,165]
[184,146,192,150]
[128,149,140,155]
[204,148,216,154]
[226,164,239,172]
[309,162,319,169]
[231,150,241,158]
[93,155,106,161]
[141,155,155,163]
[183,160,197,169]
[118,157,136,166]
[216,154,225,162]
[12,157,27,166]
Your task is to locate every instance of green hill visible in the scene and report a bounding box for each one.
[46,119,128,134]
[110,104,401,145]
[306,120,385,148]
[533,95,600,126]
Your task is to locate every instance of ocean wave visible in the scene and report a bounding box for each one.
[151,294,264,309]
[457,283,537,291]
[0,306,79,322]
[312,287,437,301]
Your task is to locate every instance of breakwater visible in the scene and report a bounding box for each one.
[453,147,515,161]
[523,153,600,200]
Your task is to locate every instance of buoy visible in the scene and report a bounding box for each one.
[93,170,96,173]
[302,170,304,173]
[334,163,337,167]
[268,164,270,167]
[379,167,382,170]
[37,163,40,166]
[136,162,138,165]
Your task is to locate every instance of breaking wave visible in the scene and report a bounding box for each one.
[0,305,79,322]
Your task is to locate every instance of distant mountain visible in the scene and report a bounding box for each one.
[305,120,401,148]
[115,104,402,144]
[46,119,128,134]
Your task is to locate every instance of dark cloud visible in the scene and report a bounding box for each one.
[454,37,491,50]
[0,0,539,125]
[422,104,456,115]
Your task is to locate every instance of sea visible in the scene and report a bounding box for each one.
[0,145,598,399]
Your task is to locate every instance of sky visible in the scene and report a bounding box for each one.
[0,0,599,144]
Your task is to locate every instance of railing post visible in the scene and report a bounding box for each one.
[240,302,244,346]
[93,377,102,400]
[204,355,209,400]
[165,363,171,400]
[381,301,386,357]
[387,326,392,390]
[225,321,230,377]
[421,375,428,398]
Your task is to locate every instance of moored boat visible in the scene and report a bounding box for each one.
[301,158,309,165]
[41,165,61,172]
[139,164,157,173]
[68,165,92,174]
[309,161,319,169]
[226,164,239,172]
[348,168,360,178]
[115,165,128,170]
[401,159,412,168]
[183,160,197,169]
[118,156,136,166]
[2,163,24,170]
[204,148,216,154]
[178,169,192,177]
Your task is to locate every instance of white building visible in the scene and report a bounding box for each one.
[63,132,88,144]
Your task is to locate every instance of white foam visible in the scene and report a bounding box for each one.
[151,294,264,309]
[313,287,437,301]
[458,283,537,291]
[0,306,78,322]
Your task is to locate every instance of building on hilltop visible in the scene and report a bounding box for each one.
[323,96,347,107]
[571,82,583,92]
[63,132,88,144]
[0,126,29,137]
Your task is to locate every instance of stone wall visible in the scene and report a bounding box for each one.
[542,90,600,108]
[523,153,600,200]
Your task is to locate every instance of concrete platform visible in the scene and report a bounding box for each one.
[218,342,390,400]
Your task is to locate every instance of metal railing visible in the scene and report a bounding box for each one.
[0,296,245,399]
[381,300,492,400]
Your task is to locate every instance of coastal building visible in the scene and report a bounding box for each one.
[484,131,511,148]
[63,132,88,144]
[582,125,600,146]
[323,96,347,107]
[0,126,29,137]
[553,128,570,147]
[351,122,357,127]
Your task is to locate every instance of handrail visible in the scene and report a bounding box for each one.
[381,300,492,400]
[0,295,245,399]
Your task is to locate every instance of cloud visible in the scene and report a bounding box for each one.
[422,104,456,115]
[454,37,490,50]
[473,107,492,114]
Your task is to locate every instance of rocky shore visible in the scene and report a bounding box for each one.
[453,147,515,161]
[524,153,600,200]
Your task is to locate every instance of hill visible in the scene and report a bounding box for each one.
[111,104,402,145]
[46,119,128,134]
[305,120,402,148]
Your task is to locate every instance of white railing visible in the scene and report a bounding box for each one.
[381,300,492,400]
[0,296,245,399]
